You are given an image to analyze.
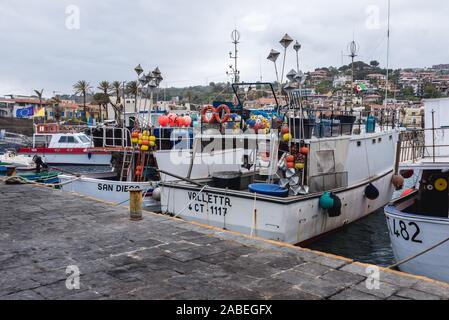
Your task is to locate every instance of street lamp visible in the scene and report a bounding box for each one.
[279,33,293,86]
[267,49,281,92]
[293,41,301,74]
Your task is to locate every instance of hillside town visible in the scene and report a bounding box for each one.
[1,61,448,131]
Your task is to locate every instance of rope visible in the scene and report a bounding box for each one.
[388,236,449,270]
[172,184,208,219]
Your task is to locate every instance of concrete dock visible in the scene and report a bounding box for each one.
[1,180,449,300]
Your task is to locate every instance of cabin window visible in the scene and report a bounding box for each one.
[78,135,90,143]
[58,136,78,143]
[357,141,361,147]
[67,136,77,143]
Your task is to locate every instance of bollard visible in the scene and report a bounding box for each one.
[129,189,143,221]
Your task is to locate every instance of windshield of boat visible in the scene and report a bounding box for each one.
[78,135,91,143]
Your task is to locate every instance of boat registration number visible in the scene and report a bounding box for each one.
[386,217,423,244]
[187,191,232,216]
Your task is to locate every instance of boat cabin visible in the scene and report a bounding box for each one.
[32,132,93,149]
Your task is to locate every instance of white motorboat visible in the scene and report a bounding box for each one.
[18,124,112,165]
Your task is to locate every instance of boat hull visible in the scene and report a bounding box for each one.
[59,175,159,209]
[161,171,395,245]
[384,205,449,283]
[18,148,111,165]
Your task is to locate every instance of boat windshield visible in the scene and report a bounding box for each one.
[78,135,91,143]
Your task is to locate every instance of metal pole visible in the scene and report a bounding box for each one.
[432,109,436,162]
[385,0,391,108]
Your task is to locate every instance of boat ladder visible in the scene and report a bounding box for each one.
[120,151,134,181]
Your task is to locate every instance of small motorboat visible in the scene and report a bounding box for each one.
[17,171,60,184]
[0,150,36,171]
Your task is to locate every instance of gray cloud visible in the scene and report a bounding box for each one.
[1,0,448,97]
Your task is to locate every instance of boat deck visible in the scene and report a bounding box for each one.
[1,179,448,300]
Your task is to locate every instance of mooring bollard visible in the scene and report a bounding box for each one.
[129,189,143,221]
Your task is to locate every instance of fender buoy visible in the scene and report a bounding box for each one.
[365,183,380,200]
[214,104,231,124]
[392,175,405,191]
[328,193,342,218]
[319,192,342,217]
[319,192,334,210]
[201,105,216,123]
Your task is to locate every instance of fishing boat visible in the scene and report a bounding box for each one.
[385,97,449,283]
[17,123,112,165]
[158,81,401,245]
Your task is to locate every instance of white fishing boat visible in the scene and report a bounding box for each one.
[159,81,401,245]
[58,174,159,209]
[17,124,112,165]
[385,97,449,283]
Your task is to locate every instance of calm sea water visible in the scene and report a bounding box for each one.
[308,176,418,267]
[308,209,395,267]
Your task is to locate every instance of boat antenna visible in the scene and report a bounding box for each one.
[384,0,391,109]
[226,29,240,84]
[347,39,359,112]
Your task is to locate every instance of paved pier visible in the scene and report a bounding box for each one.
[1,180,449,300]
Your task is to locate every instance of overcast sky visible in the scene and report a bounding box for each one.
[1,0,448,97]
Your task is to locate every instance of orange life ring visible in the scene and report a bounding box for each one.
[201,105,216,123]
[214,105,231,124]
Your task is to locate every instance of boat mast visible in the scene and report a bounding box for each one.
[384,0,391,109]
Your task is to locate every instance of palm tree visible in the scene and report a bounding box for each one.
[33,89,44,121]
[126,81,139,115]
[97,81,112,121]
[110,81,124,124]
[73,80,91,122]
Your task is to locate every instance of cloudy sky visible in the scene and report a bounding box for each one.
[1,0,448,97]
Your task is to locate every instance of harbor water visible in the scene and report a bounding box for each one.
[308,176,418,267]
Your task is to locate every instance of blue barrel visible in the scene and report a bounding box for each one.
[366,116,376,133]
[249,184,289,198]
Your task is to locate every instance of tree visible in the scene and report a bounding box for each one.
[184,90,193,103]
[370,60,380,68]
[73,80,92,122]
[110,81,124,124]
[126,81,139,116]
[315,80,333,94]
[33,89,45,120]
[97,81,112,121]
[423,83,442,99]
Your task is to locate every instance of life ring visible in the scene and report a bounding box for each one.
[214,105,231,124]
[201,105,216,123]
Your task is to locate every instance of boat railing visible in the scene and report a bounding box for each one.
[0,131,32,146]
[87,126,133,150]
[398,127,449,163]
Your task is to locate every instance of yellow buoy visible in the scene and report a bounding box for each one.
[283,133,292,142]
[434,178,448,192]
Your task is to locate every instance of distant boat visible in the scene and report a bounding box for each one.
[17,124,112,165]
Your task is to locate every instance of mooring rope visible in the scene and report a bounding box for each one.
[388,236,449,270]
